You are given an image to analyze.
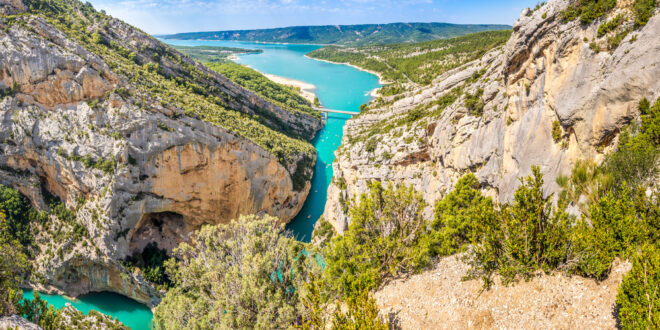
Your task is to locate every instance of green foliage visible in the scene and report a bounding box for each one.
[597,13,625,37]
[570,187,653,278]
[432,173,495,256]
[323,181,432,298]
[331,289,389,330]
[552,120,562,142]
[633,0,657,27]
[470,166,572,286]
[17,292,61,330]
[364,139,377,153]
[123,242,171,288]
[204,61,319,119]
[172,45,262,63]
[602,97,660,191]
[617,244,660,328]
[308,30,511,87]
[561,0,617,24]
[464,88,485,116]
[0,185,43,252]
[0,212,28,317]
[154,215,317,329]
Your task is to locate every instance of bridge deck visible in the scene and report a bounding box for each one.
[313,107,358,115]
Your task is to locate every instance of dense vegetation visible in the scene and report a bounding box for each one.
[205,62,318,118]
[162,22,511,46]
[171,45,262,63]
[308,30,511,95]
[15,0,317,170]
[153,215,319,329]
[562,0,658,51]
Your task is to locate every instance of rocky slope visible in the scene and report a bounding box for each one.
[376,254,631,329]
[0,0,321,306]
[325,0,660,233]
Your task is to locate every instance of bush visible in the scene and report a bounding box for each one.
[331,289,388,330]
[432,173,496,256]
[617,244,660,328]
[552,120,562,142]
[562,0,617,24]
[633,0,657,28]
[0,213,28,317]
[470,166,572,286]
[323,181,433,298]
[570,187,650,278]
[154,215,317,329]
[123,242,171,288]
[464,88,485,116]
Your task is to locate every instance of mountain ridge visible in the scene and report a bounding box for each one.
[160,22,512,46]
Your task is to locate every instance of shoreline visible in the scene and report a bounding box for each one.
[304,55,388,97]
[263,73,318,104]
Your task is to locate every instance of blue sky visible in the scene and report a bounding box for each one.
[88,0,540,35]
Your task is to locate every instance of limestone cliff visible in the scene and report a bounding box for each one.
[325,0,660,233]
[0,0,321,306]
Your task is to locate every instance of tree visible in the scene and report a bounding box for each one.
[323,181,431,298]
[617,244,660,328]
[154,215,317,329]
[432,173,496,256]
[0,211,29,317]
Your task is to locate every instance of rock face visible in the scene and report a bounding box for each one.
[0,0,320,306]
[0,315,41,330]
[325,0,660,233]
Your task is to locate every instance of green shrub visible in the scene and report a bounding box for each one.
[464,88,485,116]
[617,244,660,328]
[470,166,572,286]
[331,289,388,330]
[552,120,562,142]
[123,242,171,288]
[154,215,316,329]
[633,0,657,28]
[432,173,496,256]
[323,181,433,298]
[597,13,625,37]
[570,187,650,278]
[562,0,617,25]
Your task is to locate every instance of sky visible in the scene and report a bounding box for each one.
[88,0,541,35]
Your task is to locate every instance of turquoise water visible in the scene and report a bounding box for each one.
[21,289,153,330]
[163,39,382,241]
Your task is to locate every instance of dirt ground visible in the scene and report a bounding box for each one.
[375,254,631,329]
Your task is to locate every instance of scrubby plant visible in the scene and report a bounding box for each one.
[617,244,660,328]
[432,173,496,256]
[154,215,318,329]
[323,181,432,298]
[469,166,572,286]
[464,88,485,116]
[552,120,562,142]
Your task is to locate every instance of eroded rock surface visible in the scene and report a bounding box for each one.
[325,0,660,233]
[0,0,320,306]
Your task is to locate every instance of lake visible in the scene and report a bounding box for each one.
[23,40,380,329]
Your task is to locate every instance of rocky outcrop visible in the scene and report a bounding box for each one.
[0,315,40,330]
[0,0,320,307]
[325,0,660,233]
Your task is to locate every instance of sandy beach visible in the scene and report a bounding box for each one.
[263,73,318,104]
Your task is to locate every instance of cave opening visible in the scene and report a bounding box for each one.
[129,211,187,256]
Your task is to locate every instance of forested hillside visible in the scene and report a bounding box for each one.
[161,22,511,46]
[308,30,511,97]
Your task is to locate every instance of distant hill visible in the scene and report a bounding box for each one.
[160,22,512,46]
